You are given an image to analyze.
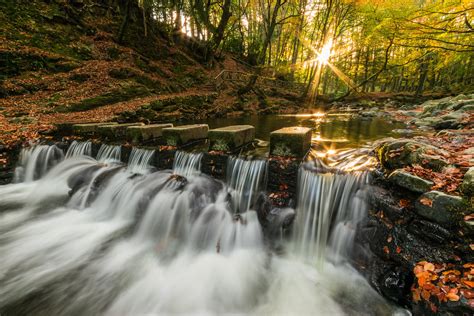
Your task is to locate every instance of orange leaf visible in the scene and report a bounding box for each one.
[383,246,389,254]
[420,197,433,207]
[446,292,460,301]
[421,289,431,301]
[399,199,410,208]
[396,246,402,254]
[462,280,474,288]
[424,262,435,272]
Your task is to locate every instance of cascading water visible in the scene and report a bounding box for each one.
[13,144,64,183]
[127,148,155,174]
[65,141,92,158]
[0,148,407,315]
[292,162,370,266]
[172,151,202,177]
[96,144,121,163]
[226,157,267,212]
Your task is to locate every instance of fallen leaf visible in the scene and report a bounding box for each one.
[420,197,433,207]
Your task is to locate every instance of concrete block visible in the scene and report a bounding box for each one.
[126,124,173,143]
[162,124,208,146]
[208,125,255,152]
[270,126,312,157]
[73,122,118,135]
[97,123,144,140]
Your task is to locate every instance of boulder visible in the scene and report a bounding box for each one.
[270,126,312,157]
[376,139,449,171]
[387,169,433,193]
[460,167,474,198]
[415,191,469,227]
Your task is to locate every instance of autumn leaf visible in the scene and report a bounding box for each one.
[383,246,389,255]
[446,292,460,301]
[419,197,433,207]
[424,262,435,272]
[399,199,410,208]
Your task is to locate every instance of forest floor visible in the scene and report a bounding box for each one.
[0,0,302,149]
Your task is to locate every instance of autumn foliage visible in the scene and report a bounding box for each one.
[412,261,474,312]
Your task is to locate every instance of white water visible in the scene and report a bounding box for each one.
[127,148,155,174]
[96,144,121,163]
[65,141,92,158]
[13,144,64,183]
[226,157,267,213]
[173,150,203,177]
[0,145,407,315]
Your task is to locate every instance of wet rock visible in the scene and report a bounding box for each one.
[407,219,454,243]
[376,139,449,171]
[378,266,413,307]
[414,191,468,227]
[388,169,433,193]
[460,167,474,198]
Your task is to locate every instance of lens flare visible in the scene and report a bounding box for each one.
[317,39,333,65]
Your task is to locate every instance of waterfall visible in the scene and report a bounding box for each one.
[127,148,155,174]
[172,151,202,177]
[0,151,405,315]
[66,141,92,158]
[292,163,370,266]
[13,144,64,183]
[226,157,267,213]
[96,144,121,163]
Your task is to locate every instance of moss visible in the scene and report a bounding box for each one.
[56,85,151,112]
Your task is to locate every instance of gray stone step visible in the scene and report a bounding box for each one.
[73,122,118,135]
[270,126,312,157]
[162,124,209,146]
[208,125,255,152]
[97,123,145,140]
[126,123,173,143]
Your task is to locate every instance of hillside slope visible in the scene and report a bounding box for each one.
[0,0,301,148]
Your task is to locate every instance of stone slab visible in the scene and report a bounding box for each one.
[270,126,312,157]
[73,122,118,135]
[97,123,144,140]
[126,124,173,143]
[208,125,255,152]
[162,124,209,146]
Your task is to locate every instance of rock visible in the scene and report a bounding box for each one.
[208,125,255,152]
[460,167,474,198]
[387,169,433,193]
[415,191,468,227]
[376,139,449,171]
[162,124,209,146]
[270,126,312,157]
[126,123,173,143]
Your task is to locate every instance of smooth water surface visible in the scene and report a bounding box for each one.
[187,113,405,147]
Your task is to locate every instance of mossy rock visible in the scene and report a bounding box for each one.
[461,167,474,199]
[388,169,433,193]
[376,139,449,172]
[415,191,470,227]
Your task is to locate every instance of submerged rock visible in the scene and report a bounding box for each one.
[387,169,433,193]
[414,191,468,227]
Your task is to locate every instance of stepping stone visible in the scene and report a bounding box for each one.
[162,124,209,146]
[73,122,118,135]
[97,123,144,140]
[270,127,312,157]
[208,125,255,152]
[126,123,173,143]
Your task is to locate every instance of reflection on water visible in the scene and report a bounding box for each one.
[188,113,405,148]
